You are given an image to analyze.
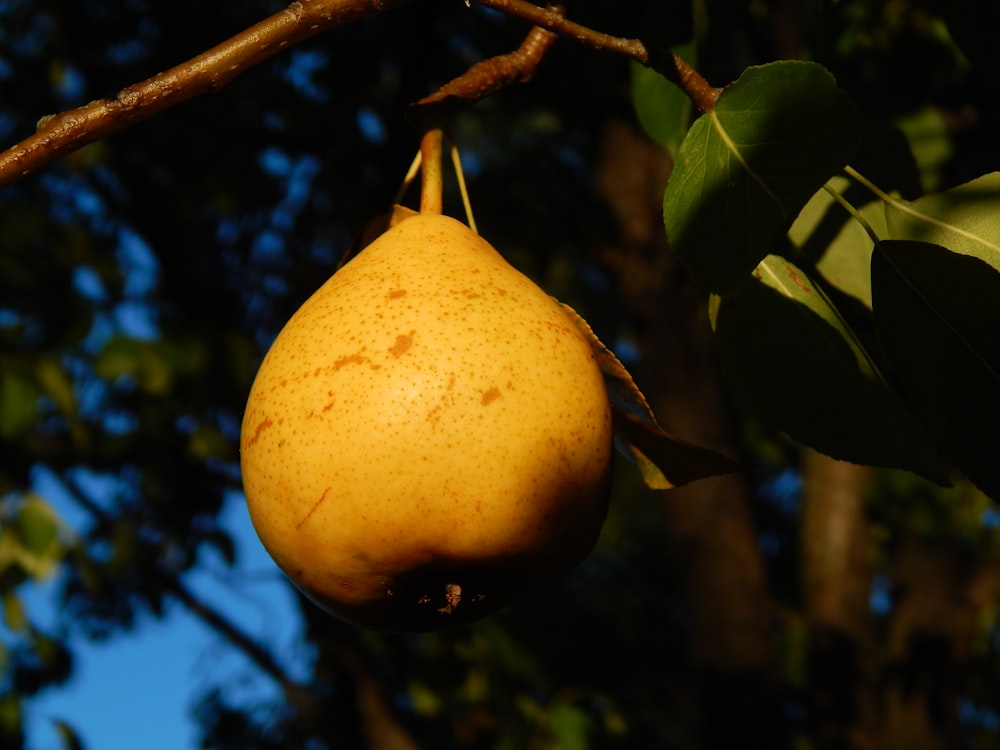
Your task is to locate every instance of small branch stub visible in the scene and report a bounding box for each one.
[474,0,722,112]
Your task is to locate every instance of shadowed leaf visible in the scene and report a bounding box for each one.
[711,255,950,482]
[872,239,1000,500]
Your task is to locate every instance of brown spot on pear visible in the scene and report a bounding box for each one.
[239,212,613,632]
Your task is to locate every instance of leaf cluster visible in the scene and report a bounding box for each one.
[644,56,1000,501]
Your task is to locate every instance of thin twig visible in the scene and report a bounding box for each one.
[0,0,414,189]
[168,577,312,703]
[411,4,562,115]
[473,0,722,113]
[56,471,315,713]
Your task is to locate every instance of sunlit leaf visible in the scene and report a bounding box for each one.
[0,371,39,438]
[34,355,77,417]
[893,107,952,193]
[548,703,591,750]
[94,336,173,394]
[1,589,27,632]
[872,239,1000,500]
[884,172,1000,270]
[560,303,739,489]
[711,255,950,482]
[787,176,885,308]
[15,494,61,557]
[406,681,444,717]
[664,61,861,294]
[0,494,65,581]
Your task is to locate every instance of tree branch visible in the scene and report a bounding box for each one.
[474,0,722,113]
[411,4,562,117]
[57,473,317,715]
[168,577,319,716]
[0,0,414,189]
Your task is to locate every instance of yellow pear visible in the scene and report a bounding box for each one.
[240,211,613,631]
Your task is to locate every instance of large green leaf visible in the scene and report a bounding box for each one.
[711,255,949,481]
[885,172,1000,270]
[871,239,1000,500]
[664,61,861,294]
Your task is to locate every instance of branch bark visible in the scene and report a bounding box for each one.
[0,0,414,188]
[474,0,722,112]
[595,117,773,747]
[800,449,878,750]
[411,5,561,117]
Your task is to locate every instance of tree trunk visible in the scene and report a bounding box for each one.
[799,449,878,750]
[882,531,1000,750]
[595,116,776,747]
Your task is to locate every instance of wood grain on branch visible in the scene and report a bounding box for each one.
[0,0,413,189]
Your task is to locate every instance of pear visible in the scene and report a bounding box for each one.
[240,211,613,631]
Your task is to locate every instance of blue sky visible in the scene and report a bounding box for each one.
[20,489,309,750]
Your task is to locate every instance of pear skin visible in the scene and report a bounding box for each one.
[240,212,613,631]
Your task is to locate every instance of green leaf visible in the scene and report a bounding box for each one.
[15,494,61,559]
[630,43,696,156]
[548,703,591,750]
[0,494,65,581]
[406,681,444,717]
[94,336,173,395]
[0,694,22,739]
[187,423,232,460]
[711,255,950,482]
[893,107,952,193]
[0,371,39,438]
[664,61,861,294]
[884,172,1000,271]
[1,589,27,632]
[871,239,1000,500]
[35,355,77,417]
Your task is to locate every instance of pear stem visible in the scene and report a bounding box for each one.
[419,127,444,214]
